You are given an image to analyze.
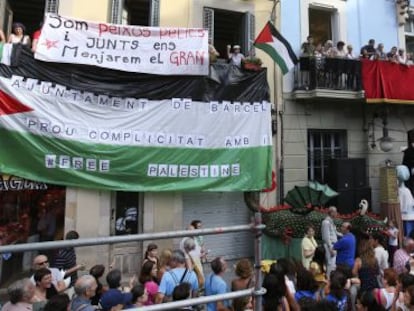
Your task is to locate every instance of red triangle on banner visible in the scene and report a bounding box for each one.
[0,90,33,116]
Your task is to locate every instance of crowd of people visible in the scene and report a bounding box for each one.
[268,206,413,311]
[301,36,413,65]
[3,214,414,311]
[0,220,255,311]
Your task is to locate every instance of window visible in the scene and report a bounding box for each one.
[4,0,50,36]
[112,192,141,236]
[203,7,255,58]
[405,13,414,54]
[308,129,347,183]
[111,0,160,26]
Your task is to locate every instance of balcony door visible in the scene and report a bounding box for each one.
[203,7,255,59]
[308,7,338,47]
[111,0,159,26]
[110,191,143,276]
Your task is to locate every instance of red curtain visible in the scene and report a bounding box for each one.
[362,59,414,104]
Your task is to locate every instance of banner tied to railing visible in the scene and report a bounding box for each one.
[0,75,272,191]
[34,14,209,76]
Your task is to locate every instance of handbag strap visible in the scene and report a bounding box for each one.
[179,268,188,284]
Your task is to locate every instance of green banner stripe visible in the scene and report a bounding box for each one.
[0,129,272,191]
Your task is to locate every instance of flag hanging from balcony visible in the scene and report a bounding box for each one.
[254,21,298,75]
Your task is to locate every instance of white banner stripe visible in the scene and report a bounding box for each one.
[0,77,272,149]
[271,36,295,70]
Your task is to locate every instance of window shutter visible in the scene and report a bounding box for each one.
[45,0,59,14]
[203,7,214,43]
[246,12,255,56]
[111,0,123,24]
[150,0,160,26]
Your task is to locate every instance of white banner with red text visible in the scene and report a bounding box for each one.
[34,14,209,76]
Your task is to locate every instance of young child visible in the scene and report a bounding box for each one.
[387,219,399,266]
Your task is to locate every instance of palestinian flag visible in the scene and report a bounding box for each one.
[254,21,298,75]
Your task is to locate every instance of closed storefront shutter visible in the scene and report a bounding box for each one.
[183,192,253,260]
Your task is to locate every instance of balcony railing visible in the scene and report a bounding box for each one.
[294,57,362,91]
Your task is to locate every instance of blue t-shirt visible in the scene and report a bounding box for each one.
[158,267,198,297]
[326,293,348,311]
[70,296,96,311]
[205,273,229,311]
[295,290,317,302]
[333,232,356,268]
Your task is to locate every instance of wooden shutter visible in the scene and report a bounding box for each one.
[111,0,123,24]
[150,0,160,26]
[203,7,214,43]
[45,0,59,14]
[246,12,255,56]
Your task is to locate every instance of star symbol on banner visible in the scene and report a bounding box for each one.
[42,39,59,49]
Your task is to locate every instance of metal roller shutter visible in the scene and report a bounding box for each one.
[182,192,253,261]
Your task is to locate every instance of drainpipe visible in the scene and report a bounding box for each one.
[279,110,284,204]
[273,0,284,205]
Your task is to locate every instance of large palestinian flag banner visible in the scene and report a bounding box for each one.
[0,46,272,192]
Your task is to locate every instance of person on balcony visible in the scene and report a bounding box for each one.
[407,52,414,65]
[360,39,376,59]
[32,22,43,53]
[346,45,356,59]
[314,43,323,58]
[375,43,387,60]
[397,48,407,65]
[208,38,220,63]
[8,22,31,46]
[332,41,347,58]
[387,46,398,63]
[227,44,245,67]
[301,35,315,57]
[360,48,372,59]
[322,40,334,57]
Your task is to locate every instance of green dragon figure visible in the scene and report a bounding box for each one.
[244,190,387,243]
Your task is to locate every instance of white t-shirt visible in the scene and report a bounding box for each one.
[229,53,245,67]
[388,227,398,246]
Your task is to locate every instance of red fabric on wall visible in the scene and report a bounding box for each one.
[362,59,414,104]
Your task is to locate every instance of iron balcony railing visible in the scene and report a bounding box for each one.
[294,56,363,91]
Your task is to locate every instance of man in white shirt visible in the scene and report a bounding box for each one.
[372,232,389,278]
[31,255,68,292]
[321,206,342,276]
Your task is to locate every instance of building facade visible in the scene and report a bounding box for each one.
[280,0,414,214]
[0,0,278,286]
